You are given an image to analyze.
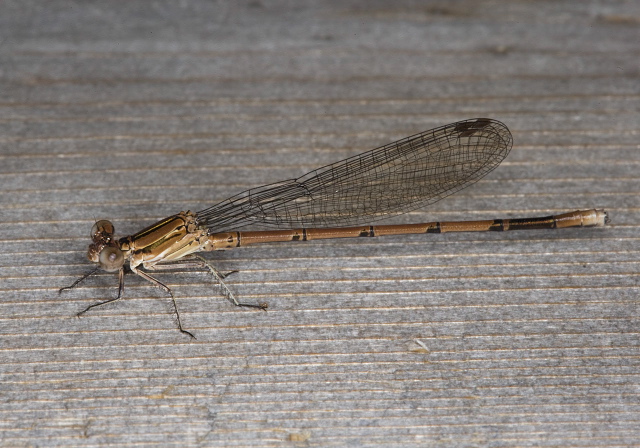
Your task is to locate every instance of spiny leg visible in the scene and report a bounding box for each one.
[77,268,126,316]
[146,256,266,310]
[219,269,239,279]
[191,254,267,310]
[59,266,100,294]
[130,266,196,339]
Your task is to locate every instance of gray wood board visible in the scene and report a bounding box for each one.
[1,1,638,446]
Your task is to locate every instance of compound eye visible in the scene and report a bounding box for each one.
[91,220,115,243]
[98,246,125,272]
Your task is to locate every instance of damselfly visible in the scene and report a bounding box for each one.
[60,118,608,338]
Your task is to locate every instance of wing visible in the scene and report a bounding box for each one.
[196,118,512,233]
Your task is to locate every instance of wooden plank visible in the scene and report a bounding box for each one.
[1,0,638,446]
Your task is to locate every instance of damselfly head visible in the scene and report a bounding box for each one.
[97,246,125,272]
[91,220,115,244]
[87,220,125,271]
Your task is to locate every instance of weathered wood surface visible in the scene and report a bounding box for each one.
[1,1,638,446]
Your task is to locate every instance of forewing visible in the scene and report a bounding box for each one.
[197,118,512,232]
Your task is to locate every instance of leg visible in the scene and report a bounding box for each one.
[219,269,239,279]
[59,267,100,294]
[130,265,196,339]
[147,255,267,310]
[192,255,267,311]
[76,268,126,316]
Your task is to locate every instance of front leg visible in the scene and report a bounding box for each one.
[76,267,126,316]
